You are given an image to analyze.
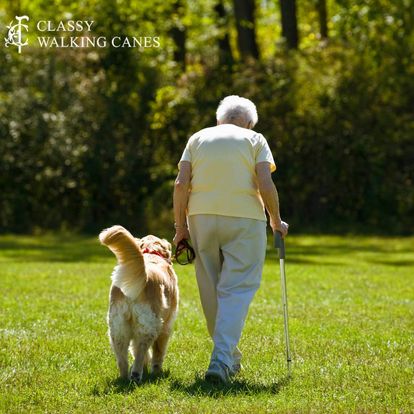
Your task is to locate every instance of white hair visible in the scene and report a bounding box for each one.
[216,95,258,127]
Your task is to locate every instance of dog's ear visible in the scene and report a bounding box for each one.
[157,239,172,260]
[162,239,172,253]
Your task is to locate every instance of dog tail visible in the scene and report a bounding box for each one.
[99,225,146,300]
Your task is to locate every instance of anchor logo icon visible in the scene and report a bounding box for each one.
[4,16,29,53]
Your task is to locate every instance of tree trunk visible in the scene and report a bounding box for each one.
[215,0,234,67]
[170,0,186,70]
[233,0,260,59]
[280,0,299,49]
[317,0,328,39]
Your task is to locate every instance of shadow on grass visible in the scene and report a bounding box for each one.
[169,373,291,396]
[265,235,414,267]
[91,370,172,395]
[366,259,414,267]
[92,371,291,397]
[0,235,110,263]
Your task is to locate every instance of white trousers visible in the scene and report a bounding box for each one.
[188,214,267,368]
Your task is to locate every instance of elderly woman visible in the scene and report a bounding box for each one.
[173,95,289,384]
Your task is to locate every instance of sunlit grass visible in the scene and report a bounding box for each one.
[1,233,413,413]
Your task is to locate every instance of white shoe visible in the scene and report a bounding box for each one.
[205,360,230,384]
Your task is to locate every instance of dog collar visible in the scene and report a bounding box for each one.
[142,248,171,264]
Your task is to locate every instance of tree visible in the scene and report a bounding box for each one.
[233,0,259,59]
[280,0,299,49]
[170,0,187,70]
[215,0,234,67]
[317,0,328,39]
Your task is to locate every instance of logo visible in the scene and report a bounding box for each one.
[4,15,29,53]
[3,16,160,54]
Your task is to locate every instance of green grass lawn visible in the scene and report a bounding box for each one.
[1,233,413,413]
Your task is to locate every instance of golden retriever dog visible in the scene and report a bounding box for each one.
[99,225,179,383]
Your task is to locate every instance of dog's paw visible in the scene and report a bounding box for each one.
[130,371,142,384]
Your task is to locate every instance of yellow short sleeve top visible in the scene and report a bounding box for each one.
[179,124,276,221]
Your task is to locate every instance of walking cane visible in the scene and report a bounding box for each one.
[275,231,292,376]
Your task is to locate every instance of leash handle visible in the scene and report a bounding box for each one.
[274,231,286,259]
[174,238,196,265]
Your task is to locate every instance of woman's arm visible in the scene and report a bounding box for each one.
[173,161,191,245]
[256,162,289,237]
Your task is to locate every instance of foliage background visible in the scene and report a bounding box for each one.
[1,0,413,236]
